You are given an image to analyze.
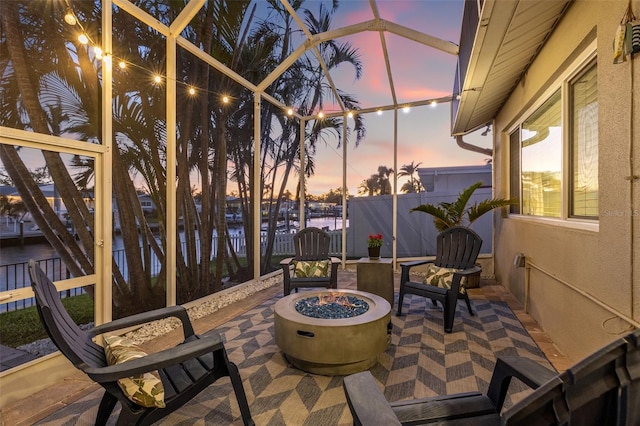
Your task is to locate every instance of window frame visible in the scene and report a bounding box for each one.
[507,41,598,231]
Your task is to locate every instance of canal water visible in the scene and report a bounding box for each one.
[0,217,347,291]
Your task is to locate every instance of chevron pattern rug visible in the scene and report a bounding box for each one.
[36,293,552,426]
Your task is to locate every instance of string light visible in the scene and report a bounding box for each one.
[430,100,437,107]
[317,111,324,118]
[64,10,77,26]
[60,4,300,117]
[376,109,383,115]
[402,106,410,114]
[347,111,353,118]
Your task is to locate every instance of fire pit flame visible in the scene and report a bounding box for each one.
[318,292,355,307]
[294,293,369,319]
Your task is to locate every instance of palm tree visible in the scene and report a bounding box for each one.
[411,181,515,232]
[377,165,394,195]
[398,161,424,193]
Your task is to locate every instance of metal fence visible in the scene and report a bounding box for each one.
[0,230,343,313]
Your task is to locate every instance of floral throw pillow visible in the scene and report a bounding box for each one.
[423,264,467,294]
[293,260,331,278]
[103,334,166,408]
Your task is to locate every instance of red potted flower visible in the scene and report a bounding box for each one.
[367,233,383,259]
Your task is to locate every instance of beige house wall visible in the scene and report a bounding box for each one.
[493,0,640,361]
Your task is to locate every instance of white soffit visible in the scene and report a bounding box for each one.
[452,0,572,135]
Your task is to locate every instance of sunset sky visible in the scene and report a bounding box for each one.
[267,0,493,196]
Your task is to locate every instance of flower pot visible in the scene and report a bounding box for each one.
[367,246,380,260]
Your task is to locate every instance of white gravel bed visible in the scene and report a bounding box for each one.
[18,275,281,356]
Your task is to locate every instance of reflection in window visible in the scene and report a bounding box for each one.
[570,63,598,218]
[521,91,561,217]
[509,130,520,214]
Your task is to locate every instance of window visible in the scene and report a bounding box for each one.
[521,90,562,217]
[509,131,520,214]
[570,62,598,218]
[510,55,597,222]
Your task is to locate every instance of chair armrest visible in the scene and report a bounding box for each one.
[399,259,431,270]
[486,356,557,411]
[89,305,195,339]
[343,371,402,426]
[400,260,432,285]
[84,334,225,382]
[279,257,294,266]
[455,265,482,276]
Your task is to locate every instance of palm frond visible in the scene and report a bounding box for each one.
[410,204,454,232]
[450,181,483,219]
[468,198,516,224]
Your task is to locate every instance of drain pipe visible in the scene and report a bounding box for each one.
[455,135,493,156]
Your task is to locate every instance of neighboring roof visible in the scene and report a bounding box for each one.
[451,0,572,135]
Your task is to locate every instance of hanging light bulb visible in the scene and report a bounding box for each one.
[78,34,89,44]
[153,75,162,84]
[287,108,294,116]
[347,111,353,118]
[64,10,77,26]
[188,87,196,96]
[318,111,324,118]
[93,46,103,60]
[118,61,126,69]
[402,106,410,114]
[222,95,230,103]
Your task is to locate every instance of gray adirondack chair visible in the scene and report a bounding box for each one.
[28,259,254,426]
[397,226,482,332]
[344,328,640,425]
[280,227,340,295]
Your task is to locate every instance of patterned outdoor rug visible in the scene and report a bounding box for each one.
[36,293,553,425]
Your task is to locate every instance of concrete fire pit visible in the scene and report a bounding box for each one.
[274,289,391,375]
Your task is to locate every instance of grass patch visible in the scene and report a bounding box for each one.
[0,294,94,348]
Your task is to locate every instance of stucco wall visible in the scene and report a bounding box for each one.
[493,0,640,361]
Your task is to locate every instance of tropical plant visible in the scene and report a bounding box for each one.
[398,161,424,193]
[358,165,394,196]
[411,181,515,232]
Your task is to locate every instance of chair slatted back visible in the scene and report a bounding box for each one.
[504,329,640,425]
[28,260,106,370]
[293,227,331,260]
[435,227,482,270]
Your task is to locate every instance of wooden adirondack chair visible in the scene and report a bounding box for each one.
[28,260,254,426]
[344,328,640,425]
[397,226,482,332]
[280,227,340,295]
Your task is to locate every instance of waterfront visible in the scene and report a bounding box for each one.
[0,217,348,311]
[0,217,346,266]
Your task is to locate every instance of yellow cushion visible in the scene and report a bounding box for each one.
[423,264,467,294]
[103,335,165,408]
[293,260,331,278]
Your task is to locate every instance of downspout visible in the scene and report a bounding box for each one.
[455,135,493,156]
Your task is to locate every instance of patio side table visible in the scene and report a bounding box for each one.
[357,257,394,308]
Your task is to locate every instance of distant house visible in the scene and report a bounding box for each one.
[417,164,491,193]
[138,194,155,214]
[4,184,94,219]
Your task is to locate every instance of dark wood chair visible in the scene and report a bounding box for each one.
[280,227,340,295]
[343,328,640,425]
[28,259,254,426]
[397,226,482,332]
